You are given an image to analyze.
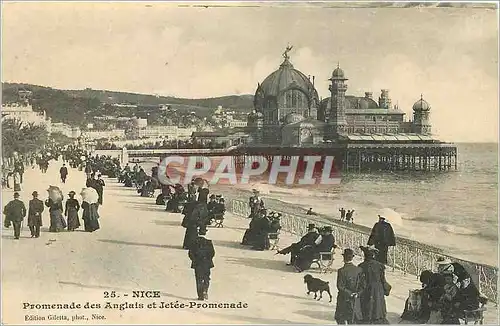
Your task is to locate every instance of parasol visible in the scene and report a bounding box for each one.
[47,185,63,203]
[378,208,403,226]
[80,187,99,204]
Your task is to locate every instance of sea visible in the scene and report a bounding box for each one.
[141,143,499,266]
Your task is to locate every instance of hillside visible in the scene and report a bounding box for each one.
[2,82,254,125]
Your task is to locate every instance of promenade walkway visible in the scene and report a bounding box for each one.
[2,164,497,324]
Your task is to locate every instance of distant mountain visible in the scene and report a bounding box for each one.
[2,82,254,125]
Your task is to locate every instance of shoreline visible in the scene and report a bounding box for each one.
[210,184,498,267]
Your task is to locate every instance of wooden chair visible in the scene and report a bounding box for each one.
[268,232,280,250]
[213,213,224,228]
[312,249,335,273]
[461,296,488,325]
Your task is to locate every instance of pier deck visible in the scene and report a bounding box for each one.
[1,164,496,324]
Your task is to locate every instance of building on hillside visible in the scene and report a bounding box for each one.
[137,125,196,140]
[51,122,81,138]
[191,130,250,148]
[229,119,248,128]
[83,129,126,140]
[1,103,50,127]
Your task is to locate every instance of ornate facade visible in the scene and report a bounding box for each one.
[247,48,433,146]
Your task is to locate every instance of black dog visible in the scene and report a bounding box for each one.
[304,274,332,302]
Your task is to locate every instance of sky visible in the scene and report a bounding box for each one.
[2,2,498,142]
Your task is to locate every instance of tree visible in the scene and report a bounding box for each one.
[1,118,49,158]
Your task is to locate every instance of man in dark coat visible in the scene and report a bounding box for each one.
[335,248,365,324]
[59,163,68,183]
[277,224,319,265]
[96,174,105,205]
[248,190,264,218]
[358,245,389,324]
[339,207,346,221]
[182,192,208,249]
[188,228,215,301]
[367,215,396,264]
[28,191,44,238]
[3,192,27,239]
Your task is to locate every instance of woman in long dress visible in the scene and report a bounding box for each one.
[81,201,100,232]
[358,245,390,324]
[65,191,81,231]
[45,197,66,232]
[13,171,21,191]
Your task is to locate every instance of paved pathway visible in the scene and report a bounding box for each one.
[2,163,497,324]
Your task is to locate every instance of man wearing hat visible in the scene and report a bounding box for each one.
[28,191,44,238]
[277,223,319,265]
[335,248,365,324]
[3,192,27,240]
[367,215,396,265]
[188,228,215,301]
[59,163,68,183]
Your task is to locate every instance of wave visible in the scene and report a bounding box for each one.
[440,224,479,236]
[236,183,339,199]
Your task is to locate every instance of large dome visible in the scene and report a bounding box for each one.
[257,58,319,100]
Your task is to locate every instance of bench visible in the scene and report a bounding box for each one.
[312,249,335,273]
[268,232,280,250]
[461,296,488,325]
[212,213,224,228]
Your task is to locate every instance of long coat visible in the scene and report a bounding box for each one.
[188,236,215,269]
[65,198,81,230]
[335,262,366,323]
[316,233,336,252]
[367,221,396,247]
[82,202,100,232]
[358,258,389,323]
[4,199,27,222]
[28,198,44,227]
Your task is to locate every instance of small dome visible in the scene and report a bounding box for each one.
[331,66,346,79]
[284,113,305,124]
[413,97,431,111]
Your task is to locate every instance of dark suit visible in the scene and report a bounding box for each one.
[280,231,319,264]
[335,262,365,324]
[28,198,44,237]
[4,199,27,239]
[367,221,396,264]
[188,236,215,300]
[59,166,68,183]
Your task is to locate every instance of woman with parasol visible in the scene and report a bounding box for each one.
[80,188,100,232]
[45,186,66,232]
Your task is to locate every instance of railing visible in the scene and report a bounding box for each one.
[230,199,498,304]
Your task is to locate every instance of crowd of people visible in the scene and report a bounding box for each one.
[2,147,123,238]
[3,147,488,323]
[128,172,224,302]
